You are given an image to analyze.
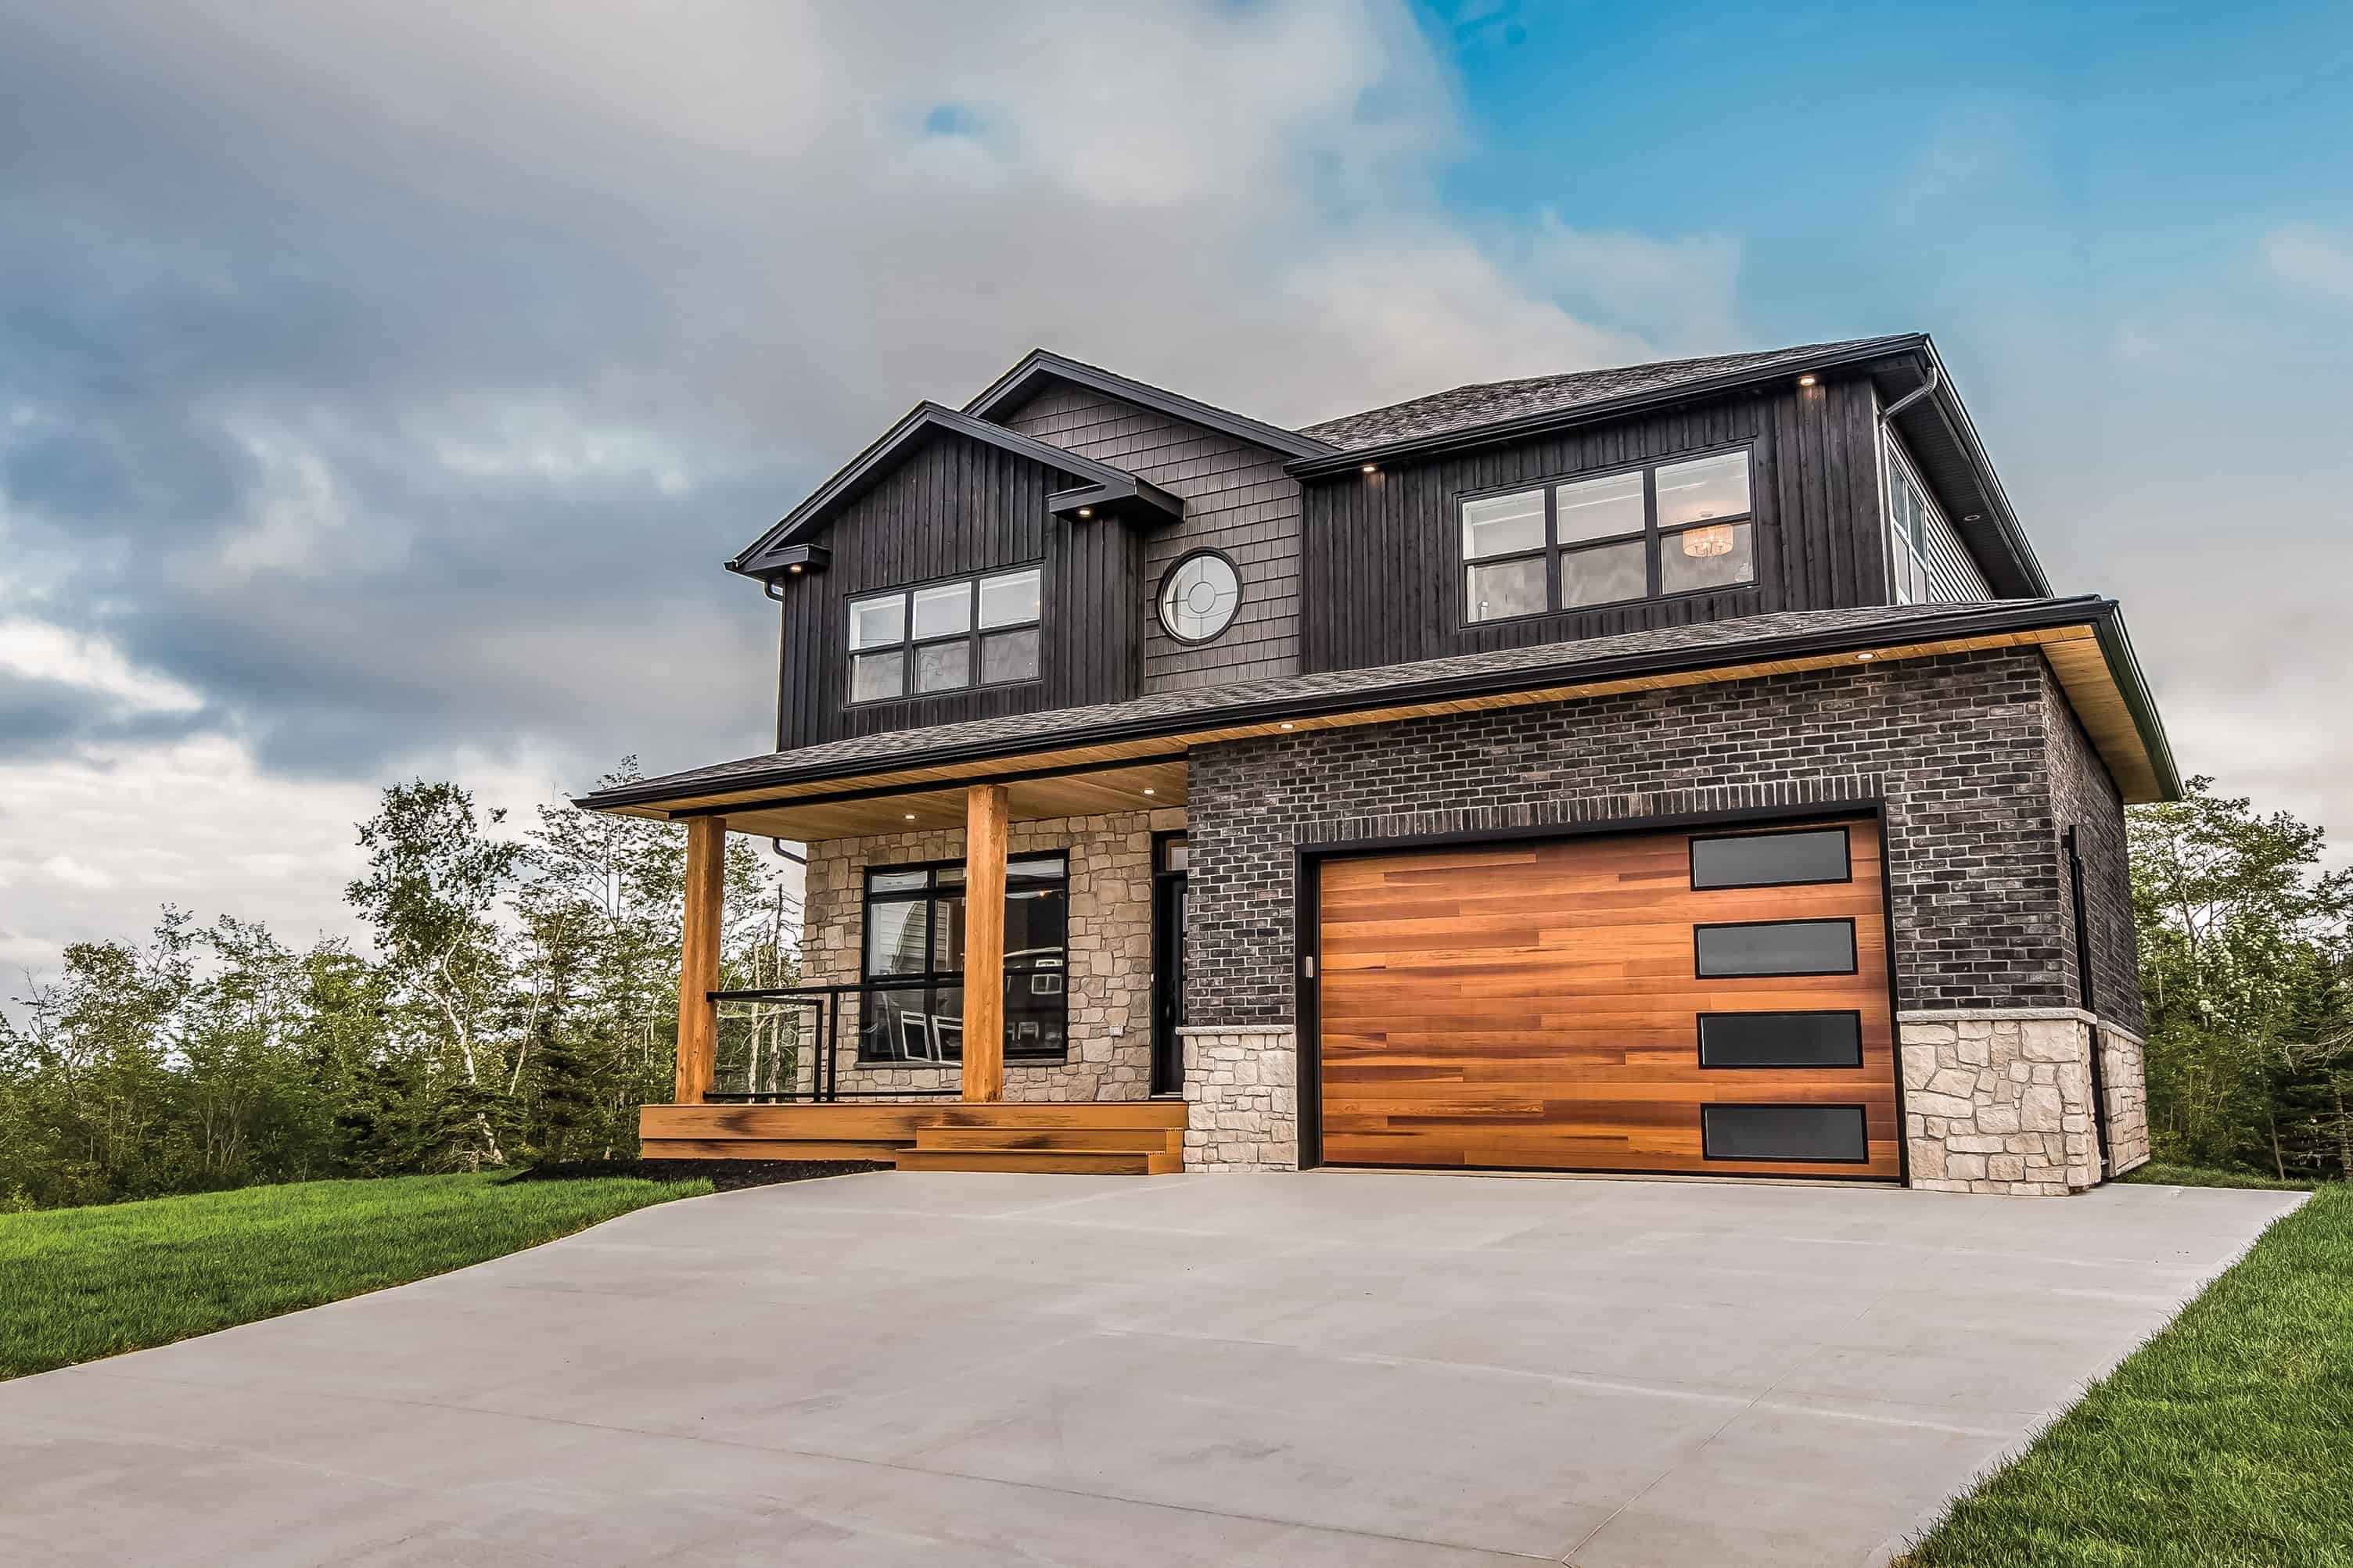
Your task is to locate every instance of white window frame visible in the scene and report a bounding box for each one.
[1883,436,1937,606]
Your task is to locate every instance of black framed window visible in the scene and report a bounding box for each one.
[1689,827,1852,890]
[1700,1103,1869,1163]
[1697,1011,1865,1069]
[1461,448,1754,624]
[858,854,1067,1063]
[1694,918,1857,978]
[847,566,1041,703]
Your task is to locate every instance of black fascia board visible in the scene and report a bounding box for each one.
[2089,606,2182,799]
[1046,475,1185,523]
[727,402,1159,579]
[1284,334,1928,479]
[576,596,2150,813]
[965,349,1336,461]
[1906,341,2053,599]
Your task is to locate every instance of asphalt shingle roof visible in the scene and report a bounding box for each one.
[1298,336,1911,452]
[584,599,2048,809]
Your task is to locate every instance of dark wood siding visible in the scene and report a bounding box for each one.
[771,429,1140,749]
[1300,376,1891,673]
[998,382,1303,690]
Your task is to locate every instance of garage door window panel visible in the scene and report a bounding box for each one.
[1697,1010,1865,1068]
[1701,1103,1870,1164]
[1694,918,1858,978]
[1689,827,1852,890]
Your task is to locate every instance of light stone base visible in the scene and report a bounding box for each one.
[1899,1010,2144,1195]
[2097,1024,2153,1176]
[1180,1027,1297,1170]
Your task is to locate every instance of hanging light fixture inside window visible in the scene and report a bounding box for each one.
[1680,525,1736,558]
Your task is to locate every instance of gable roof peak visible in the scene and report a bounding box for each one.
[964,347,1335,461]
[727,400,1177,579]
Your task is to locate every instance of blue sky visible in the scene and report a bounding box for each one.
[1,0,2348,977]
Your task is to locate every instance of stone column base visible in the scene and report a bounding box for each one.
[1180,1026,1298,1171]
[1899,1010,2106,1195]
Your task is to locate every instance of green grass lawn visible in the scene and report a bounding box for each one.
[1899,1181,2352,1567]
[2121,1161,2317,1192]
[0,1171,709,1381]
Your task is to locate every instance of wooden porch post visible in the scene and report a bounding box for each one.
[962,783,1009,1103]
[674,816,726,1106]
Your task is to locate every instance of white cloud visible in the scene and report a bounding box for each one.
[38,855,118,891]
[0,618,204,715]
[0,0,1765,984]
[1523,214,1744,354]
[2260,223,2353,305]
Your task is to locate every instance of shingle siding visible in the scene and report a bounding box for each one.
[1186,647,2110,1027]
[997,381,1303,691]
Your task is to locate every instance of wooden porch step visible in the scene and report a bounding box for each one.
[891,1148,1183,1175]
[912,1125,1185,1154]
[919,1103,1187,1131]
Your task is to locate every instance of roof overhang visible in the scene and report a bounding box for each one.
[1285,335,1928,479]
[965,349,1337,461]
[728,402,1181,580]
[579,597,2180,839]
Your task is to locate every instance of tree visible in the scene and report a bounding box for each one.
[346,780,523,1169]
[2131,777,2352,1176]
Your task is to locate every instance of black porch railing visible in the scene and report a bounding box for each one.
[706,981,961,1102]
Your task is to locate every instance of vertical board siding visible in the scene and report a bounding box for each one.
[1299,378,1893,673]
[998,382,1305,691]
[769,429,1133,749]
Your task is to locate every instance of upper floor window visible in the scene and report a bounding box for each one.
[1461,450,1754,623]
[847,566,1040,703]
[1884,440,1935,605]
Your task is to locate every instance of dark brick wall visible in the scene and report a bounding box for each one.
[2042,680,2146,1032]
[1186,648,2099,1025]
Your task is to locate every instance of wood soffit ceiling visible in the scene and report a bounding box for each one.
[611,623,2160,839]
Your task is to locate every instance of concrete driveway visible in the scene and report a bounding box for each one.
[0,1172,2301,1568]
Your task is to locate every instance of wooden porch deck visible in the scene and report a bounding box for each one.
[639,1100,1189,1175]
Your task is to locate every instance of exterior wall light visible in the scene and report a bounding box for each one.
[1361,463,1378,474]
[1279,722,1295,730]
[1142,787,1155,795]
[1076,506,1093,518]
[1798,374,1818,387]
[1856,651,1877,662]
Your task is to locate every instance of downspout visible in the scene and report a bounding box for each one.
[1881,361,1941,422]
[760,576,806,867]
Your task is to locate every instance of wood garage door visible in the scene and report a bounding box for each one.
[1315,816,1900,1179]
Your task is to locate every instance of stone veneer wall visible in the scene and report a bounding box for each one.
[1180,1027,1298,1170]
[799,808,1184,1102]
[2096,1024,2153,1175]
[1899,1010,2154,1193]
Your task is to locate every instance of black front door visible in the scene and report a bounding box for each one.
[1151,833,1188,1096]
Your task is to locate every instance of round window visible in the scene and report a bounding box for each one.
[1157,551,1241,643]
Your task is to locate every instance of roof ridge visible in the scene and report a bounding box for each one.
[1296,335,1920,449]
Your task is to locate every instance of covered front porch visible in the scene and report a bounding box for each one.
[618,757,1194,1174]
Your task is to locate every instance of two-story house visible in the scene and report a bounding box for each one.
[580,333,2172,1196]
